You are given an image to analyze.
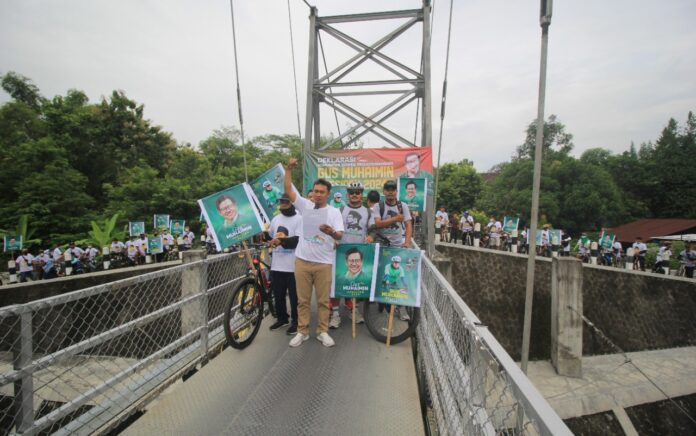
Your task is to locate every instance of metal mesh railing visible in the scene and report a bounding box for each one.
[0,251,249,435]
[415,253,572,436]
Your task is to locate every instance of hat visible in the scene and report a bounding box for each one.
[391,255,401,262]
[279,193,291,202]
[543,224,549,228]
[263,180,271,187]
[383,180,397,189]
[334,192,342,199]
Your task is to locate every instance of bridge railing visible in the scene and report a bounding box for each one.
[415,252,572,436]
[0,251,247,435]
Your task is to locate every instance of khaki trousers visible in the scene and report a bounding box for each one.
[294,258,332,336]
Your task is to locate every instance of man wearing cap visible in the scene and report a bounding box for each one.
[267,193,303,335]
[284,158,344,348]
[373,180,412,248]
[330,181,375,328]
[330,192,344,209]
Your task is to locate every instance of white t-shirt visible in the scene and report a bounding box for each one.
[612,241,622,253]
[111,241,125,253]
[162,234,174,247]
[137,238,148,255]
[183,231,194,246]
[460,215,474,230]
[52,247,62,261]
[488,221,502,236]
[374,201,412,247]
[126,240,138,258]
[632,242,647,256]
[293,196,344,264]
[435,211,448,226]
[70,247,84,258]
[87,247,99,260]
[269,213,302,272]
[16,254,34,272]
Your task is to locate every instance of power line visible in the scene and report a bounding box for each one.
[287,0,302,138]
[229,0,248,182]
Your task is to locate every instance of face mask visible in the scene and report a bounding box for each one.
[280,205,296,216]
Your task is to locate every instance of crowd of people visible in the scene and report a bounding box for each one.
[433,206,696,278]
[6,225,203,283]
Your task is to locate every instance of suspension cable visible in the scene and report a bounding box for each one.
[318,32,344,147]
[287,0,302,138]
[300,0,313,9]
[229,0,249,182]
[433,0,454,207]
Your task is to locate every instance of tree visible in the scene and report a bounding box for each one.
[515,114,574,160]
[435,159,482,213]
[1,72,44,111]
[87,214,126,250]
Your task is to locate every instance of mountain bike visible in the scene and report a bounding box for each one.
[223,244,276,350]
[362,236,420,345]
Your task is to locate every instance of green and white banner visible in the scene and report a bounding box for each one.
[398,177,427,212]
[599,233,616,250]
[250,163,300,220]
[3,235,22,252]
[129,221,145,237]
[371,246,423,308]
[198,182,268,251]
[502,216,519,233]
[153,214,170,231]
[148,236,164,254]
[331,243,379,299]
[169,219,186,235]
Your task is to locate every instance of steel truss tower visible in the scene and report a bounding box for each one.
[303,1,435,255]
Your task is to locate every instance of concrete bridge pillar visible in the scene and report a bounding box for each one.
[181,250,207,337]
[431,251,452,285]
[551,256,583,377]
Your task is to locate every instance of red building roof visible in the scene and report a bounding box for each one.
[609,219,696,243]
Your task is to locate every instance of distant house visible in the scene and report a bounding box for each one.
[608,219,696,243]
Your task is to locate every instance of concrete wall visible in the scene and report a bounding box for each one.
[436,242,696,360]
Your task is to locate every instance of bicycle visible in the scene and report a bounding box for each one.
[362,237,420,345]
[223,244,277,350]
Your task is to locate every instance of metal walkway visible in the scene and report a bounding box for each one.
[123,309,423,436]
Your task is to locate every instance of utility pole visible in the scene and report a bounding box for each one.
[521,0,553,374]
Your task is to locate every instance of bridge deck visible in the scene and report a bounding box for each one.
[123,309,424,435]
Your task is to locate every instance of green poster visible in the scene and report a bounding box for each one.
[250,164,298,220]
[198,182,268,251]
[549,229,562,245]
[154,214,170,231]
[371,246,423,308]
[398,177,427,212]
[502,216,519,233]
[329,185,348,209]
[170,219,186,235]
[3,235,22,252]
[129,221,145,237]
[331,243,379,299]
[600,233,615,250]
[148,236,164,254]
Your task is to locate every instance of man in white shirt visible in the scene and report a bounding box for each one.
[16,249,34,282]
[459,211,474,245]
[435,206,448,242]
[69,242,84,260]
[110,238,126,254]
[86,245,99,261]
[267,193,303,335]
[52,245,62,263]
[284,158,344,348]
[136,234,148,264]
[487,217,502,249]
[182,226,194,250]
[632,237,648,271]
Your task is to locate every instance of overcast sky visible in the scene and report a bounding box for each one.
[1,0,695,171]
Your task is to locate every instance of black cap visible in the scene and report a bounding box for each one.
[383,180,397,189]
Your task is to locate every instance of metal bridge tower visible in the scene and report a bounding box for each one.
[303,0,435,254]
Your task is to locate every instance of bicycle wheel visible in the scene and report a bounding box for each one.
[224,278,263,349]
[363,301,419,345]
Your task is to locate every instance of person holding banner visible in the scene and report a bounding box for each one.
[284,158,344,348]
[267,193,302,335]
[329,181,375,328]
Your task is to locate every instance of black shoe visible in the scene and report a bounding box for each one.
[269,320,289,331]
[286,323,298,335]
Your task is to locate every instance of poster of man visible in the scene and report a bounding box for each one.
[198,182,267,251]
[129,221,145,237]
[371,246,423,307]
[400,151,434,195]
[397,177,427,212]
[331,243,379,300]
[170,219,186,235]
[502,216,519,233]
[3,235,22,252]
[148,236,164,254]
[600,233,616,250]
[250,164,297,219]
[153,214,170,231]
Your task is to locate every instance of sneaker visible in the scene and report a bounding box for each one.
[349,310,364,324]
[316,332,335,347]
[286,323,297,335]
[289,333,309,347]
[269,320,289,331]
[329,312,341,329]
[398,307,410,322]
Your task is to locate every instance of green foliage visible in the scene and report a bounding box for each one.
[435,159,483,214]
[88,213,125,249]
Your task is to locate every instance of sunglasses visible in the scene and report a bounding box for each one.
[347,190,362,195]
